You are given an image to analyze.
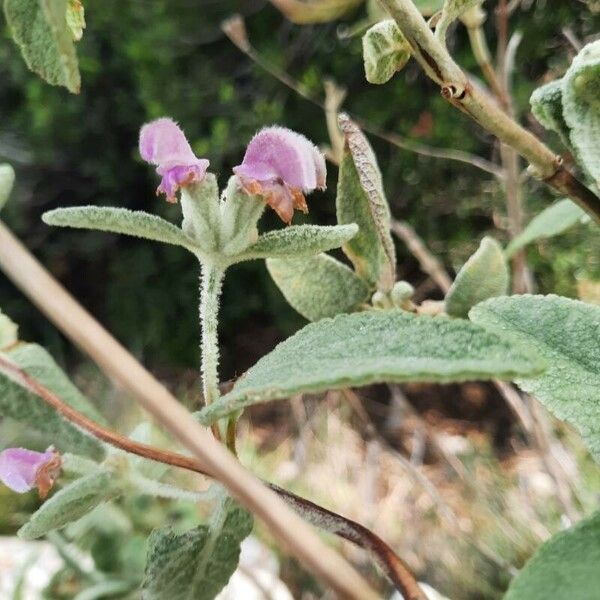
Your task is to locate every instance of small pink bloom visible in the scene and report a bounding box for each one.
[139,118,210,202]
[233,127,327,224]
[0,447,61,499]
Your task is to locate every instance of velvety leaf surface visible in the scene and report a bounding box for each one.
[0,344,105,458]
[240,224,359,261]
[504,511,600,600]
[266,254,370,321]
[18,471,119,539]
[530,80,571,147]
[43,207,198,250]
[445,237,509,318]
[563,40,600,186]
[505,200,588,258]
[363,20,411,84]
[0,164,15,211]
[337,115,396,290]
[435,0,482,40]
[198,310,545,423]
[470,295,600,460]
[4,0,81,93]
[142,495,253,600]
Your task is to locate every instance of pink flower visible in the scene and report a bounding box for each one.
[0,447,61,499]
[139,118,210,202]
[233,127,327,224]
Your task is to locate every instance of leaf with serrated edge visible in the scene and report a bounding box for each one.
[446,237,509,318]
[18,471,119,539]
[43,207,198,251]
[505,199,588,258]
[267,254,370,321]
[4,0,80,93]
[239,224,358,261]
[198,310,545,424]
[470,294,600,460]
[505,511,600,600]
[142,495,253,600]
[0,344,105,458]
[0,164,15,211]
[363,20,412,84]
[337,114,396,290]
[563,40,600,186]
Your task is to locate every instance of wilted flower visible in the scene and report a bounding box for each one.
[0,447,61,499]
[233,127,326,224]
[139,118,209,202]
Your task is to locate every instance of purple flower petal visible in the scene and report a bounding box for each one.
[139,118,209,202]
[0,447,61,497]
[233,127,326,223]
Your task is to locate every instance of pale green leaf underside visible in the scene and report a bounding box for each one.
[505,199,588,258]
[0,309,18,350]
[530,80,571,147]
[446,237,509,318]
[198,310,545,424]
[4,0,80,93]
[563,40,600,186]
[43,207,198,250]
[143,495,253,600]
[18,471,118,540]
[504,511,600,600]
[0,344,105,458]
[266,253,370,321]
[363,19,412,84]
[0,164,16,211]
[470,295,600,460]
[436,0,482,41]
[239,224,359,260]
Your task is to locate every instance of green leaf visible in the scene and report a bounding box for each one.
[180,175,221,253]
[0,344,105,458]
[66,0,85,42]
[337,114,396,291]
[198,310,545,424]
[445,237,509,318]
[470,295,600,460]
[239,224,359,261]
[435,0,482,41]
[562,40,600,186]
[504,511,600,600]
[530,80,571,147]
[363,20,412,85]
[0,164,16,212]
[0,309,18,350]
[413,0,445,15]
[43,207,198,251]
[266,253,370,321]
[4,0,81,93]
[505,199,588,258]
[143,495,253,600]
[18,471,119,540]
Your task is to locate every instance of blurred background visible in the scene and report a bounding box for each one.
[1,1,600,598]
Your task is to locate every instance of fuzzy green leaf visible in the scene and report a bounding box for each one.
[505,200,588,258]
[198,310,545,423]
[143,495,253,600]
[18,471,119,540]
[239,224,359,261]
[66,0,85,42]
[0,344,105,458]
[505,511,600,600]
[0,164,16,212]
[435,0,482,41]
[563,40,600,186]
[363,20,411,84]
[445,237,509,318]
[266,253,370,321]
[43,206,198,251]
[0,309,18,350]
[4,0,81,93]
[470,295,600,460]
[180,175,221,253]
[530,80,571,147]
[337,114,396,291]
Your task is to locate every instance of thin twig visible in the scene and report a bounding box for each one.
[0,220,378,600]
[0,350,425,600]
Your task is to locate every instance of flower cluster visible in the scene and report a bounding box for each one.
[0,447,61,498]
[139,119,326,223]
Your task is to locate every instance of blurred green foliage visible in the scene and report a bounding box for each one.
[0,0,599,377]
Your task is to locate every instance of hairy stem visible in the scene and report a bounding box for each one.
[377,0,600,225]
[0,353,422,599]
